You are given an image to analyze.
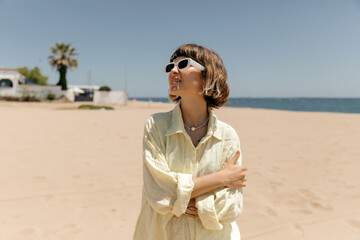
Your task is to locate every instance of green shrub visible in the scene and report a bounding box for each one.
[99,86,111,91]
[21,88,42,101]
[47,93,55,100]
[78,104,114,110]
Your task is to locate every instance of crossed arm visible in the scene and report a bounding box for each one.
[185,150,247,217]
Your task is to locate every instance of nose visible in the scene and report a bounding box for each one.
[170,65,179,74]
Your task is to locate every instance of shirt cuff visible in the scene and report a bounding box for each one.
[196,192,223,230]
[171,173,194,217]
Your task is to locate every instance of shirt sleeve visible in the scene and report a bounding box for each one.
[142,116,194,217]
[196,127,243,230]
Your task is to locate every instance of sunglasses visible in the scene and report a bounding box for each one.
[165,58,205,73]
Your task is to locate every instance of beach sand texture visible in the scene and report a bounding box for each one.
[0,101,359,240]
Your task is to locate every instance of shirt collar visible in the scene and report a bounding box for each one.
[165,101,222,140]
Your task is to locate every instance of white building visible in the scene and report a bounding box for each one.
[0,68,127,104]
[0,68,25,97]
[94,90,127,105]
[69,85,127,105]
[0,67,62,100]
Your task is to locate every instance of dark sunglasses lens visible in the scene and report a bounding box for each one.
[165,63,175,72]
[178,59,189,69]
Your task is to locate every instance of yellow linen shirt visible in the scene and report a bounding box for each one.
[133,102,243,240]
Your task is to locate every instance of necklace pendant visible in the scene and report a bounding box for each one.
[191,127,196,131]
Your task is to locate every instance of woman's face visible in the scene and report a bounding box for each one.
[168,56,204,98]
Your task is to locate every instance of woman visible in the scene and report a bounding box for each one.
[133,44,247,240]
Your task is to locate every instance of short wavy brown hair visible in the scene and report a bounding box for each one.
[168,43,229,109]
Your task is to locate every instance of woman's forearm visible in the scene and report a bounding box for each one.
[189,150,246,199]
[190,171,225,199]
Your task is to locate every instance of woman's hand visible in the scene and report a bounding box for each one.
[185,198,198,217]
[190,150,247,199]
[221,150,247,188]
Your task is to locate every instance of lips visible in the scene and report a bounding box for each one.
[170,77,181,86]
[171,79,180,84]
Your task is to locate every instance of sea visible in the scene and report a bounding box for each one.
[132,97,360,114]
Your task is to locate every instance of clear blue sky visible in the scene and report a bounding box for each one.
[1,0,359,98]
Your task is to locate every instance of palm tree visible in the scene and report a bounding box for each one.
[49,43,78,90]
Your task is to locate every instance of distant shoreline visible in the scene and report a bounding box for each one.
[129,97,360,114]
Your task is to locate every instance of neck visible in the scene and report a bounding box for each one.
[179,96,208,127]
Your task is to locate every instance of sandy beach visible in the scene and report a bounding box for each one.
[0,100,359,240]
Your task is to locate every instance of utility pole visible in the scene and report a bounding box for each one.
[88,70,93,99]
[124,64,128,105]
[88,70,92,86]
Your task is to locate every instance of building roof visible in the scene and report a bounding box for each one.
[0,67,18,72]
[68,85,100,90]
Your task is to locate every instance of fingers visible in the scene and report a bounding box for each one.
[185,205,198,217]
[225,150,241,167]
[228,173,247,188]
[232,150,241,164]
[237,173,246,182]
[185,210,198,217]
[232,178,247,188]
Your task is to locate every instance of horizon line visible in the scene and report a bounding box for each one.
[129,96,360,99]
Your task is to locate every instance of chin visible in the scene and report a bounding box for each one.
[170,89,182,96]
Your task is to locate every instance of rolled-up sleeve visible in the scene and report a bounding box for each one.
[143,116,194,217]
[196,128,243,230]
